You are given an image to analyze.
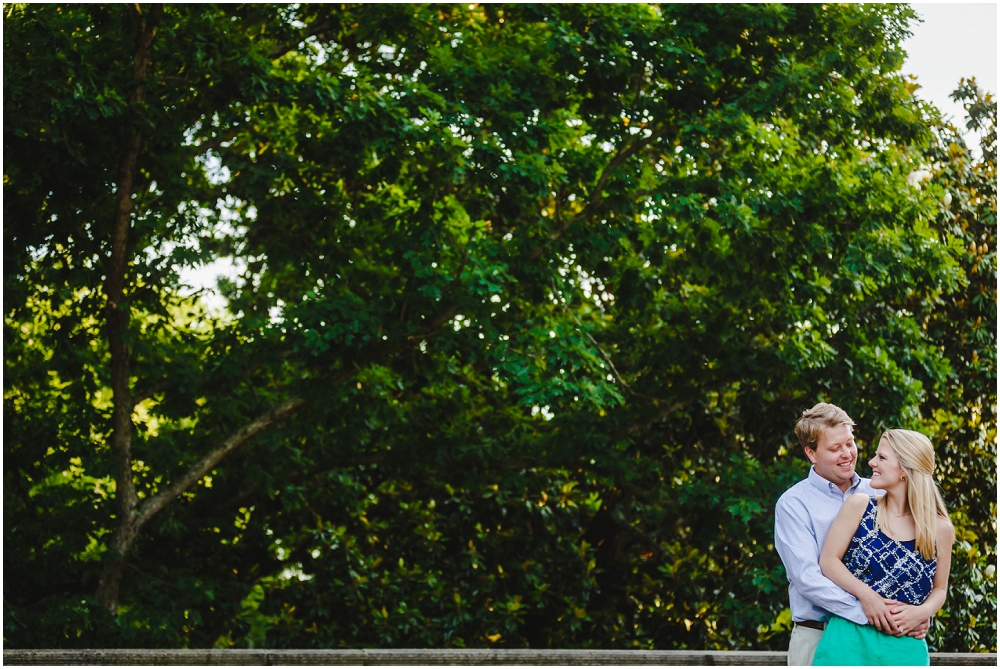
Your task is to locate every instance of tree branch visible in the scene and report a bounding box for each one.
[612,397,696,442]
[572,128,668,226]
[130,380,170,407]
[208,452,389,516]
[125,264,173,305]
[406,303,463,342]
[268,17,335,60]
[135,397,309,525]
[552,278,633,393]
[526,127,670,262]
[132,344,299,409]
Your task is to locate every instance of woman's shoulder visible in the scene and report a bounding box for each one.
[845,492,875,509]
[937,515,956,544]
[838,493,873,523]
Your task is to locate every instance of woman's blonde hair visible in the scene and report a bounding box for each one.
[876,429,950,560]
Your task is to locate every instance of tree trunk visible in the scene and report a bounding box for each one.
[95,517,142,613]
[97,3,163,616]
[92,6,308,607]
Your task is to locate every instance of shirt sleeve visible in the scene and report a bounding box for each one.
[774,496,868,625]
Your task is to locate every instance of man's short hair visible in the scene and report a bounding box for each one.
[794,402,855,451]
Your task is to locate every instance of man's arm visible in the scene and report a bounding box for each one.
[774,496,869,625]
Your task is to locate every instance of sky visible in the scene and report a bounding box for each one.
[181,4,1000,308]
[901,3,998,146]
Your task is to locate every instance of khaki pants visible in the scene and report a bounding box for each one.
[788,624,825,666]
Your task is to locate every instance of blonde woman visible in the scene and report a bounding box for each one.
[812,429,955,666]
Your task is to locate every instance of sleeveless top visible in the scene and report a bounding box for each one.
[842,496,936,605]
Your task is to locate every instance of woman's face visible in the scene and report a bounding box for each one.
[869,436,906,490]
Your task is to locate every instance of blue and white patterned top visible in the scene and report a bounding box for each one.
[843,497,936,605]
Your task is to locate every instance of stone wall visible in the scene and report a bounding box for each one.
[4,649,996,665]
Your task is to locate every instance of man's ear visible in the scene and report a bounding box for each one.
[803,446,818,464]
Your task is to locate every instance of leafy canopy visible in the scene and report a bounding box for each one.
[4,2,995,651]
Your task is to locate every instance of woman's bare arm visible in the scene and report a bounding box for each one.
[889,517,956,633]
[818,493,898,633]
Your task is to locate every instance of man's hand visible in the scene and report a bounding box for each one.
[909,617,930,640]
[889,602,931,639]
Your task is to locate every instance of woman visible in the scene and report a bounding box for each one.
[812,429,955,666]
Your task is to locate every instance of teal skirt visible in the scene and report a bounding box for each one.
[813,615,929,666]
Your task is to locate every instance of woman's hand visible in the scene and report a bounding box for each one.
[858,589,898,634]
[889,602,930,638]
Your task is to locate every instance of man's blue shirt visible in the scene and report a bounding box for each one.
[774,466,880,625]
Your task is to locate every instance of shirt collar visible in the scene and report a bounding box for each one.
[807,465,861,496]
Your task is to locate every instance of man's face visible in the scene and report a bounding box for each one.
[804,423,858,493]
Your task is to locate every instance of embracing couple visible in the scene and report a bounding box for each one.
[775,403,956,666]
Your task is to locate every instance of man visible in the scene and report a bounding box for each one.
[774,403,928,666]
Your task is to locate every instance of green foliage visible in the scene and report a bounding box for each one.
[918,81,997,653]
[4,2,995,652]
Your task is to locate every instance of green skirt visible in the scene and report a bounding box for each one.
[813,615,929,666]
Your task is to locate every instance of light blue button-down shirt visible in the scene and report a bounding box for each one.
[774,466,881,625]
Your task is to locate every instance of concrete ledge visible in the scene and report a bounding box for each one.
[3,649,996,665]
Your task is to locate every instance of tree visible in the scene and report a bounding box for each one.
[5,3,994,651]
[5,1,329,623]
[919,80,997,652]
